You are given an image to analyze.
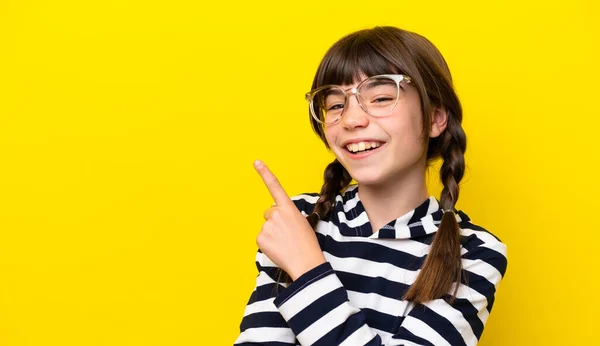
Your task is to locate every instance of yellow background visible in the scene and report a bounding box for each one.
[0,1,598,345]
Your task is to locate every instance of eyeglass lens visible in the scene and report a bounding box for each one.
[312,76,400,125]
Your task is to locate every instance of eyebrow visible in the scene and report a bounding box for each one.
[361,78,396,88]
[338,78,396,92]
[323,88,345,97]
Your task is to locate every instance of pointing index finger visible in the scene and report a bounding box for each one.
[254,160,293,207]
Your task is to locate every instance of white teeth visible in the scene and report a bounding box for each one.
[345,141,382,153]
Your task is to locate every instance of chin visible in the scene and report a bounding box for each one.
[345,168,388,186]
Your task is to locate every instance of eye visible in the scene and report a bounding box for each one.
[373,96,394,103]
[368,95,396,106]
[326,103,345,111]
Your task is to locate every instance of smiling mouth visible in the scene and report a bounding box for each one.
[345,141,384,154]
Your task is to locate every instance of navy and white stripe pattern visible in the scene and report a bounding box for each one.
[235,185,508,346]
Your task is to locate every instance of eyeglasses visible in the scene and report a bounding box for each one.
[305,74,412,126]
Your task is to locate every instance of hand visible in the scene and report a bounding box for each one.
[254,160,326,281]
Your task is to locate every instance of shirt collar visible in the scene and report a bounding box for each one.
[333,184,468,239]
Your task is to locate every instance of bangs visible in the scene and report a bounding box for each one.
[309,26,459,154]
[315,30,404,87]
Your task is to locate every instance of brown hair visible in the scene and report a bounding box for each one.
[281,27,467,304]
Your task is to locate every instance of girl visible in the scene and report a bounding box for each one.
[234,26,507,346]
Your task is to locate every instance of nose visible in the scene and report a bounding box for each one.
[341,92,370,130]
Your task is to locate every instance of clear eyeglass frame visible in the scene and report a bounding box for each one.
[305,74,412,126]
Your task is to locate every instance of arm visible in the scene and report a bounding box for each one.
[234,250,298,346]
[236,160,320,345]
[273,243,507,346]
[391,241,507,345]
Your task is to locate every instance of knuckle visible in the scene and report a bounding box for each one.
[269,177,280,188]
[256,231,266,246]
[270,209,281,219]
[260,222,272,235]
[264,207,277,220]
[256,234,262,247]
[261,221,269,232]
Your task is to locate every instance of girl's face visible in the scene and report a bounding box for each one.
[323,76,430,187]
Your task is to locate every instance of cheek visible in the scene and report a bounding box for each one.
[323,128,337,148]
[395,92,425,140]
[324,128,348,162]
[387,112,425,148]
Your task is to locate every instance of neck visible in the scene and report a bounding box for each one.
[357,165,429,233]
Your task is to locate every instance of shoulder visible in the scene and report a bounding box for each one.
[290,192,320,215]
[457,214,508,280]
[289,185,357,216]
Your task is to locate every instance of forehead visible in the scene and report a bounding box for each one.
[337,72,371,88]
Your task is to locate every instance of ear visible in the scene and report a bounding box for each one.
[429,107,448,138]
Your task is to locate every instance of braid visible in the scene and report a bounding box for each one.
[403,115,467,304]
[307,159,352,228]
[275,159,351,287]
[439,116,467,211]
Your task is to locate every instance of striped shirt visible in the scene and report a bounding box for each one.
[234,185,508,346]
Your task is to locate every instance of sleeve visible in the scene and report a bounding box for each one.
[234,193,319,346]
[390,241,508,345]
[234,250,299,346]
[271,242,508,346]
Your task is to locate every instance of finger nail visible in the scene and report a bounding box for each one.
[254,160,264,169]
